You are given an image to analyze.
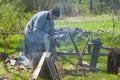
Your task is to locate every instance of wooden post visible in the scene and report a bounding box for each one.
[90,38,103,71]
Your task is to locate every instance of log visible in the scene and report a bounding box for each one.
[54,61,65,80]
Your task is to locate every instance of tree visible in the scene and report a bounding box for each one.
[89,0,93,11]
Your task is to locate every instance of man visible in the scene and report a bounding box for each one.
[24,7,60,60]
[23,7,60,79]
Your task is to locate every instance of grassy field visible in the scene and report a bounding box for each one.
[0,55,119,80]
[0,15,120,80]
[59,55,120,80]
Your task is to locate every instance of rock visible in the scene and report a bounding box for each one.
[10,59,16,66]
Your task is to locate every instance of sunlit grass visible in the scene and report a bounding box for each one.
[58,55,119,80]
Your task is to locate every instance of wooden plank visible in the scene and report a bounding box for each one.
[31,52,51,80]
[46,58,57,80]
[0,32,24,34]
[46,55,60,80]
[57,52,108,56]
[50,56,59,80]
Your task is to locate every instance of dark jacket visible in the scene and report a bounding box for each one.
[25,11,54,44]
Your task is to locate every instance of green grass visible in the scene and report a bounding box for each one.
[0,55,119,80]
[0,61,31,80]
[58,55,119,80]
[56,20,114,31]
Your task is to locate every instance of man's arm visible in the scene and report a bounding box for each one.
[33,15,49,40]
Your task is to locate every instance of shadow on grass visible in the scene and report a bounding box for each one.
[64,68,89,77]
[59,55,75,65]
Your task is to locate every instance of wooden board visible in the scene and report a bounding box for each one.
[31,52,51,80]
[54,61,65,80]
[46,57,59,80]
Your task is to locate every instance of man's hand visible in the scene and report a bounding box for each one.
[47,36,60,48]
[47,36,55,42]
[54,40,60,48]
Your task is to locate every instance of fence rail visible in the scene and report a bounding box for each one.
[0,32,24,34]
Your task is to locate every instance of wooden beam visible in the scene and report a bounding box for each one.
[0,32,24,34]
[31,52,51,80]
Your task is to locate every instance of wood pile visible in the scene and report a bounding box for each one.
[107,48,120,74]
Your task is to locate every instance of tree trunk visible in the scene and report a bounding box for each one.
[99,0,102,9]
[89,0,93,11]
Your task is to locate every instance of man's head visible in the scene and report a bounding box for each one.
[49,7,60,20]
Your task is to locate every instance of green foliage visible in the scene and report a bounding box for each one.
[0,0,33,32]
[8,35,23,47]
[6,35,24,54]
[0,0,33,53]
[0,34,24,54]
